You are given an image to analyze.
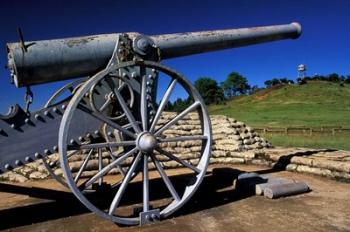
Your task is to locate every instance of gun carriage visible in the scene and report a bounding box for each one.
[1,22,301,225]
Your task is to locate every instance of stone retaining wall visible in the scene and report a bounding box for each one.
[260,148,350,181]
[1,113,350,183]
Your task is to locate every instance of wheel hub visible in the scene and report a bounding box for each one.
[137,132,157,153]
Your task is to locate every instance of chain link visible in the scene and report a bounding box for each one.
[24,86,33,114]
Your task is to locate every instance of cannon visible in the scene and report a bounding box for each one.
[1,22,301,226]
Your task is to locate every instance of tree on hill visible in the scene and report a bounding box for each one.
[297,77,307,85]
[264,80,272,88]
[312,74,326,81]
[271,78,280,86]
[194,77,224,105]
[264,72,350,88]
[164,97,192,113]
[345,75,350,84]
[249,85,262,94]
[328,73,340,82]
[221,72,250,99]
[309,73,345,83]
[264,78,294,88]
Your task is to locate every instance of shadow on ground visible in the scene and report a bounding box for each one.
[0,149,332,230]
[0,167,257,230]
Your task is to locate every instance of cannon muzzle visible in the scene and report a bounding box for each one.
[6,22,301,87]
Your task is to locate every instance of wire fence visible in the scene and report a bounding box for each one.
[254,126,350,136]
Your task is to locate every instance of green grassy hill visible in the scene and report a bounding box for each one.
[209,81,350,150]
[209,81,350,128]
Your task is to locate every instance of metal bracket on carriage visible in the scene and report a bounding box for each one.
[111,33,159,121]
[108,33,159,67]
[140,209,160,225]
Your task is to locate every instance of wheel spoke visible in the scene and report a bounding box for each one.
[98,148,103,185]
[118,165,126,177]
[143,155,150,212]
[151,154,180,202]
[156,148,200,174]
[70,141,135,150]
[77,103,136,138]
[49,150,80,168]
[83,147,138,189]
[99,98,111,112]
[122,121,141,129]
[110,154,139,189]
[141,74,148,131]
[113,88,142,134]
[109,152,142,215]
[74,149,94,183]
[107,147,126,177]
[155,101,200,136]
[118,82,127,92]
[150,79,177,132]
[158,135,207,143]
[98,81,127,112]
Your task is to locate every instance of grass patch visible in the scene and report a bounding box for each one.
[264,134,350,151]
[209,81,350,128]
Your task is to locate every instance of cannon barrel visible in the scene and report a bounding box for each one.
[152,22,301,58]
[6,22,301,87]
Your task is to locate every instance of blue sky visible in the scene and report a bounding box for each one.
[0,0,349,113]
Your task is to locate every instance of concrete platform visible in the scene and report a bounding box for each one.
[0,164,349,232]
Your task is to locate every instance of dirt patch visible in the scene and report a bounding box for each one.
[254,84,286,101]
[0,164,349,232]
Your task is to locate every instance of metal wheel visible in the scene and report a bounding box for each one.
[58,60,212,225]
[42,79,85,187]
